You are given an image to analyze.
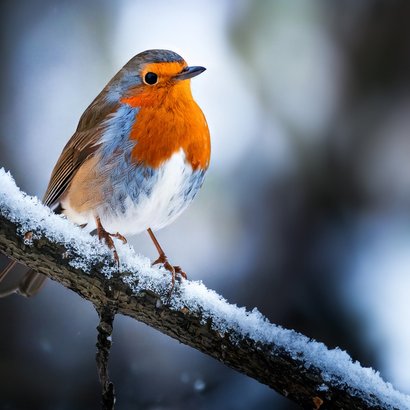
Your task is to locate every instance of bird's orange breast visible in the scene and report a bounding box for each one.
[121,78,210,170]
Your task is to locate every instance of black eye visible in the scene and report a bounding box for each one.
[144,72,158,85]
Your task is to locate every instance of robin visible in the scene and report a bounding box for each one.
[0,49,211,297]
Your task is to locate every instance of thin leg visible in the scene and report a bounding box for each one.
[147,228,187,291]
[147,228,166,256]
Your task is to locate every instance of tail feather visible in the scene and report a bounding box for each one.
[18,270,47,297]
[0,259,17,281]
[0,254,46,298]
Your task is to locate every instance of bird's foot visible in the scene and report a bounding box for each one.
[108,231,127,244]
[98,229,119,266]
[96,220,127,267]
[152,253,187,292]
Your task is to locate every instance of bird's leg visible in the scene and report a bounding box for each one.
[95,216,127,266]
[147,228,187,290]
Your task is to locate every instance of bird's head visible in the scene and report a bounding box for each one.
[106,49,206,107]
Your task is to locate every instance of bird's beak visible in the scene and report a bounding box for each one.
[175,66,206,81]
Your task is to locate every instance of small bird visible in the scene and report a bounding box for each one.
[0,49,210,297]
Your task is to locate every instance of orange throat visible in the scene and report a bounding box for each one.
[121,79,210,171]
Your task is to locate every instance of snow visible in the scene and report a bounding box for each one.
[1,167,409,409]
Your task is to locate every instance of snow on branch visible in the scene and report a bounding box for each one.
[0,167,409,410]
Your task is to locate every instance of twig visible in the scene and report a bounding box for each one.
[96,306,116,410]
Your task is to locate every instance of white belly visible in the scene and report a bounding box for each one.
[62,150,200,235]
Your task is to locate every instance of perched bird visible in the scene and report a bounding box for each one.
[0,49,210,297]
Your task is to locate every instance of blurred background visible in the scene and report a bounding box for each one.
[1,0,410,409]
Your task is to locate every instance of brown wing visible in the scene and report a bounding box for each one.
[42,93,119,208]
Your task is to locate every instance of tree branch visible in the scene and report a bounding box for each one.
[0,168,409,410]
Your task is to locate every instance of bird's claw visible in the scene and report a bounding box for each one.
[109,232,127,244]
[152,254,187,292]
[97,225,126,267]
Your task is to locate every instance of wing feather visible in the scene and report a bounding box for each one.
[43,97,119,207]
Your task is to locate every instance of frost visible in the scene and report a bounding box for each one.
[1,168,410,409]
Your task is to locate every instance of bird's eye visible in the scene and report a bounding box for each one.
[144,72,158,85]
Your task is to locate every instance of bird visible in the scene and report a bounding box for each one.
[0,49,210,297]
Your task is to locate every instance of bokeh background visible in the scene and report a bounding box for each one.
[1,0,410,409]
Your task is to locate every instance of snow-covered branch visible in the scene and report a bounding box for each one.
[0,168,409,410]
